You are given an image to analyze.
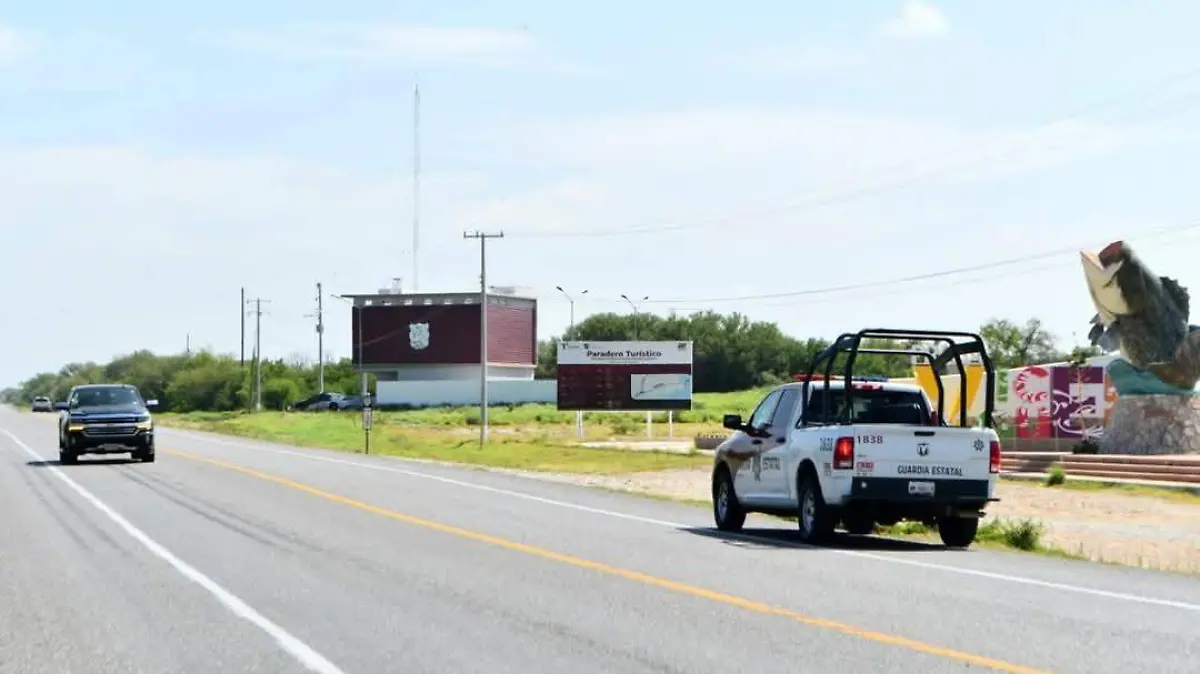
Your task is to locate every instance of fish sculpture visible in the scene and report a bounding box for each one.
[1080,240,1200,393]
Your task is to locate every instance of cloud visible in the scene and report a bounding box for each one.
[710,44,863,76]
[216,22,597,75]
[880,1,950,39]
[471,108,1181,185]
[0,23,29,65]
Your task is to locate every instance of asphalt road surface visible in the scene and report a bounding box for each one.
[1,408,1197,674]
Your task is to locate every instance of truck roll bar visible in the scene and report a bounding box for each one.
[800,328,996,430]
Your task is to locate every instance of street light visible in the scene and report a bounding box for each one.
[332,294,367,398]
[620,294,649,339]
[555,286,588,335]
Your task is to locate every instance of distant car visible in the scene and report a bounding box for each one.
[31,396,52,413]
[288,392,359,411]
[56,383,158,464]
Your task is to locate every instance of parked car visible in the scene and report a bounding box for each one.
[288,392,361,411]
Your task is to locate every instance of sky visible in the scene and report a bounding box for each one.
[4,1,1200,386]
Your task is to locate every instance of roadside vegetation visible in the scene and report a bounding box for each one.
[4,312,1094,413]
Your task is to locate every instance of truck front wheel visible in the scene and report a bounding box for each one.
[796,472,836,544]
[712,466,746,532]
[937,515,979,548]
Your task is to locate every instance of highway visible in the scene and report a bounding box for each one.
[1,408,1197,674]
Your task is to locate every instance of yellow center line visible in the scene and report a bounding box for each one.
[166,448,1051,674]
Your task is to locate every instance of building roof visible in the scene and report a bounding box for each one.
[340,289,538,306]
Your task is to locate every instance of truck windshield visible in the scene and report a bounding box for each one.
[805,388,931,425]
[74,387,141,407]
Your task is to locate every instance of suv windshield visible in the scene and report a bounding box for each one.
[805,388,931,425]
[73,387,142,408]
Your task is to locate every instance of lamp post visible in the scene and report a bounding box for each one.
[620,293,652,438]
[333,294,366,398]
[555,286,588,336]
[620,294,649,339]
[556,286,589,439]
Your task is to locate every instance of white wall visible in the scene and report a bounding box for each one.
[377,379,557,407]
[370,363,535,382]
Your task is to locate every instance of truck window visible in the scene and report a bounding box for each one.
[746,390,782,431]
[768,388,800,432]
[803,388,931,426]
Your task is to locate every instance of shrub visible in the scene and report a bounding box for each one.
[1045,465,1066,486]
[979,518,1044,551]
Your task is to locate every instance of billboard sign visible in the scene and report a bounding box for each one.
[556,341,694,411]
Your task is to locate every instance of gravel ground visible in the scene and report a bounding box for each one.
[512,467,1200,574]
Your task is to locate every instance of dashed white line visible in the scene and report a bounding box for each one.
[166,428,1200,614]
[0,427,346,674]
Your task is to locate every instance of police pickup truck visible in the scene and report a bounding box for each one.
[710,329,1001,548]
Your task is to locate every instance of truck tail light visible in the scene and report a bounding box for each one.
[833,437,854,469]
[989,440,1002,473]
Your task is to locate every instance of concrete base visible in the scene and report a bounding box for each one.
[1098,394,1200,455]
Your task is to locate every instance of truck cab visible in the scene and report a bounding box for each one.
[710,328,1002,548]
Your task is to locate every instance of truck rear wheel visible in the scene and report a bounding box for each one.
[712,466,746,532]
[796,472,835,544]
[938,515,979,548]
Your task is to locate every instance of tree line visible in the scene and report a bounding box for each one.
[3,311,1099,411]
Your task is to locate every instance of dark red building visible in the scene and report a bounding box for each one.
[346,289,538,385]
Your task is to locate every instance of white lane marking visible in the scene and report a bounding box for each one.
[0,428,346,674]
[167,429,1200,614]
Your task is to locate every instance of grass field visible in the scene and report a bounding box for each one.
[159,389,769,474]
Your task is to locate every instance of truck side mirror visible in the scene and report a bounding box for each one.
[54,401,69,411]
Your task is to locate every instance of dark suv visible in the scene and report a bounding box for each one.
[56,384,158,464]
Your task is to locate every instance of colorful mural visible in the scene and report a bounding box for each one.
[1003,364,1117,439]
[903,357,1121,438]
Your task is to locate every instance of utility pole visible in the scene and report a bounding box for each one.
[555,286,588,336]
[463,230,504,445]
[307,282,325,392]
[240,286,246,369]
[246,297,269,411]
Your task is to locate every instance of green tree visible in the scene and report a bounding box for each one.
[979,318,1066,370]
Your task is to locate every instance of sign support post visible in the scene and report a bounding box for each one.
[362,395,373,455]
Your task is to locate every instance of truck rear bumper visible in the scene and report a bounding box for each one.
[844,477,996,504]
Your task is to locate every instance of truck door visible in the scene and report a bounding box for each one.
[759,387,800,498]
[731,389,782,501]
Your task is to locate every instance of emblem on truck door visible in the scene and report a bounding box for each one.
[917,442,930,456]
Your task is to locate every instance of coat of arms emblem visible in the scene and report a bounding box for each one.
[409,322,430,350]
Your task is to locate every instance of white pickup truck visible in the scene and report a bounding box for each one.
[710,329,1002,548]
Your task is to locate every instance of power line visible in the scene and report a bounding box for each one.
[503,72,1200,240]
[531,219,1200,307]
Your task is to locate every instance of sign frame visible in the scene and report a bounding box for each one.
[556,340,694,411]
